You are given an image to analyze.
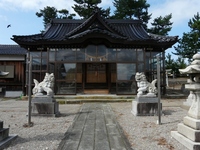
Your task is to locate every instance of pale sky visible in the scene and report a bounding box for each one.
[0,0,200,56]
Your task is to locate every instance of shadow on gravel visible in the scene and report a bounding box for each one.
[161,120,182,125]
[162,109,177,115]
[58,112,79,117]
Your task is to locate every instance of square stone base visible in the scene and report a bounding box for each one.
[171,131,200,150]
[131,97,162,116]
[178,123,200,142]
[31,96,60,117]
[184,116,200,130]
[171,115,200,149]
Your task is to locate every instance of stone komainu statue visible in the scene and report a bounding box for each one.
[135,72,157,97]
[32,73,54,96]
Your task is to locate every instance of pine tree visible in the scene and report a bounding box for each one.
[173,12,200,62]
[148,14,173,36]
[36,6,58,27]
[58,9,76,19]
[72,0,110,19]
[165,53,187,77]
[36,6,76,28]
[113,0,151,29]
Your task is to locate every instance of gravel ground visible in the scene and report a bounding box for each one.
[0,99,81,150]
[0,99,188,150]
[110,102,187,150]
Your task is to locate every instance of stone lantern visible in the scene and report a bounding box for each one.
[171,53,200,149]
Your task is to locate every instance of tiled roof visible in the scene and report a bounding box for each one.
[0,45,27,55]
[12,10,178,50]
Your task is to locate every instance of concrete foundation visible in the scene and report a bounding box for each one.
[31,96,60,117]
[131,97,162,116]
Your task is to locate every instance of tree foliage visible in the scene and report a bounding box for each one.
[36,6,58,27]
[173,12,200,62]
[165,53,187,76]
[72,0,110,19]
[58,9,76,19]
[148,14,173,36]
[165,53,174,69]
[113,0,151,29]
[36,6,76,28]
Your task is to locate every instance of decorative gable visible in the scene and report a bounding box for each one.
[65,10,127,40]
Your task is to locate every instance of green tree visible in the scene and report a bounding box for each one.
[72,0,110,19]
[165,53,187,77]
[148,14,173,36]
[113,0,151,29]
[165,53,175,70]
[36,6,76,28]
[58,9,76,19]
[36,6,58,27]
[173,12,200,62]
[173,32,196,62]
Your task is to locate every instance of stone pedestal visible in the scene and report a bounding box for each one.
[131,97,162,116]
[0,121,17,149]
[171,116,200,150]
[31,96,60,117]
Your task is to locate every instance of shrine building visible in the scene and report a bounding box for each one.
[12,10,178,95]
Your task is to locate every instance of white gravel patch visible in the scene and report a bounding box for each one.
[0,99,189,150]
[0,99,81,150]
[110,102,188,150]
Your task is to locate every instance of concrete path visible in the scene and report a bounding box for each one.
[58,103,132,150]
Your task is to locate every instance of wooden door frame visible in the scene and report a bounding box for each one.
[83,63,108,89]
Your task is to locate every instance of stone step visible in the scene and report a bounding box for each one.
[54,95,134,100]
[56,98,133,104]
[0,121,18,149]
[0,128,9,142]
[178,123,200,142]
[54,95,135,104]
[0,134,18,150]
[171,131,200,150]
[183,116,200,130]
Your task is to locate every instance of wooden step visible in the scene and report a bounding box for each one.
[84,89,109,94]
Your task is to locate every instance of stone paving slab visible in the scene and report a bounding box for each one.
[58,103,132,150]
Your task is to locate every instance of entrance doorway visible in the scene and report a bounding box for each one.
[84,63,108,94]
